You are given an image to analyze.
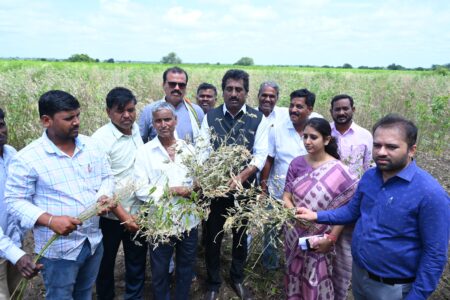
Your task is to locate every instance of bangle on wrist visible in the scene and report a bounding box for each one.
[47,215,54,228]
[326,233,337,243]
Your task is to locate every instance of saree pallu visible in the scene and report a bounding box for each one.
[284,157,357,300]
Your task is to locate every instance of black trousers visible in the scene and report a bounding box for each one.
[96,217,148,300]
[204,195,248,291]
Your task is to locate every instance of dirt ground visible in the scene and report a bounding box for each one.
[21,152,449,299]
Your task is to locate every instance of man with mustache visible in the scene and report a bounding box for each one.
[329,94,373,300]
[92,87,147,300]
[5,90,114,299]
[196,82,217,114]
[139,66,204,144]
[296,114,449,300]
[330,94,373,178]
[200,69,269,300]
[259,88,321,270]
[257,82,322,127]
[0,108,42,298]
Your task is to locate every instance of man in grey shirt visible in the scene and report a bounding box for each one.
[138,66,204,144]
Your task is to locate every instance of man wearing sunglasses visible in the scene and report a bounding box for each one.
[139,67,205,144]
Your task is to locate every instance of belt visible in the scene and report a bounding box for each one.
[367,271,415,285]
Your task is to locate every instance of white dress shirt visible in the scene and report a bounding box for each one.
[267,119,308,199]
[92,122,144,218]
[134,138,199,234]
[0,145,25,264]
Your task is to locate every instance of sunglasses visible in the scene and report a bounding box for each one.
[167,81,187,89]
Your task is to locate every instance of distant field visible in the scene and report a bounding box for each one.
[0,60,448,154]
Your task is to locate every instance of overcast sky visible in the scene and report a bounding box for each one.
[1,0,449,68]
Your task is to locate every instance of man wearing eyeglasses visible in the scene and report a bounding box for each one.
[139,66,205,144]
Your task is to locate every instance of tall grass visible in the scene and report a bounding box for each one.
[0,60,448,154]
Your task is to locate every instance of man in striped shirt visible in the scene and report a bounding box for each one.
[5,90,114,299]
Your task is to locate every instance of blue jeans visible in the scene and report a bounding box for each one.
[40,239,103,300]
[149,228,198,300]
[96,217,148,300]
[352,263,412,300]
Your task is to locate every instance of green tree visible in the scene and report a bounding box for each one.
[234,57,254,66]
[387,63,405,70]
[161,52,182,64]
[67,53,95,62]
[342,63,353,69]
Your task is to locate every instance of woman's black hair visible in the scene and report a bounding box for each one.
[305,118,340,160]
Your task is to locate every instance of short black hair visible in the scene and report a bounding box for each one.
[38,90,80,117]
[162,66,188,84]
[331,94,354,108]
[0,108,4,119]
[221,69,249,93]
[197,82,217,96]
[106,87,137,110]
[289,89,316,108]
[372,114,418,148]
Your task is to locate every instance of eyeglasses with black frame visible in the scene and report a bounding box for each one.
[167,82,187,89]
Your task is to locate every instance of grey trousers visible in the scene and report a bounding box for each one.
[352,263,412,300]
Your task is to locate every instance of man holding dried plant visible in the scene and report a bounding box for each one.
[92,87,147,300]
[139,66,204,143]
[200,69,269,300]
[5,90,114,299]
[134,102,199,300]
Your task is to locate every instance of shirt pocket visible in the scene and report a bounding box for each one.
[77,157,102,192]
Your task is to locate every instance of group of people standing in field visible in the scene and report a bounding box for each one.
[0,66,448,300]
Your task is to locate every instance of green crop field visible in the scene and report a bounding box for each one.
[0,60,449,155]
[1,59,449,298]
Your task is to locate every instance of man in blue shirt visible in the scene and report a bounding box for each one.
[297,114,449,300]
[0,108,41,298]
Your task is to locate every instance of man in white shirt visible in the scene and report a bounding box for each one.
[257,82,323,127]
[135,102,199,300]
[260,88,320,270]
[0,108,41,299]
[92,87,147,300]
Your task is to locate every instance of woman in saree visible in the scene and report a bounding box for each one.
[283,118,358,300]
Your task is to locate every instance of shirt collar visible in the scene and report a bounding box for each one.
[107,121,138,139]
[376,159,418,183]
[223,104,247,117]
[42,131,85,155]
[331,121,356,136]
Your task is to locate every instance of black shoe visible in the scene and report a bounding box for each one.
[204,290,219,300]
[231,282,253,300]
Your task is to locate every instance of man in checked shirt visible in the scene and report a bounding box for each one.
[5,90,114,299]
